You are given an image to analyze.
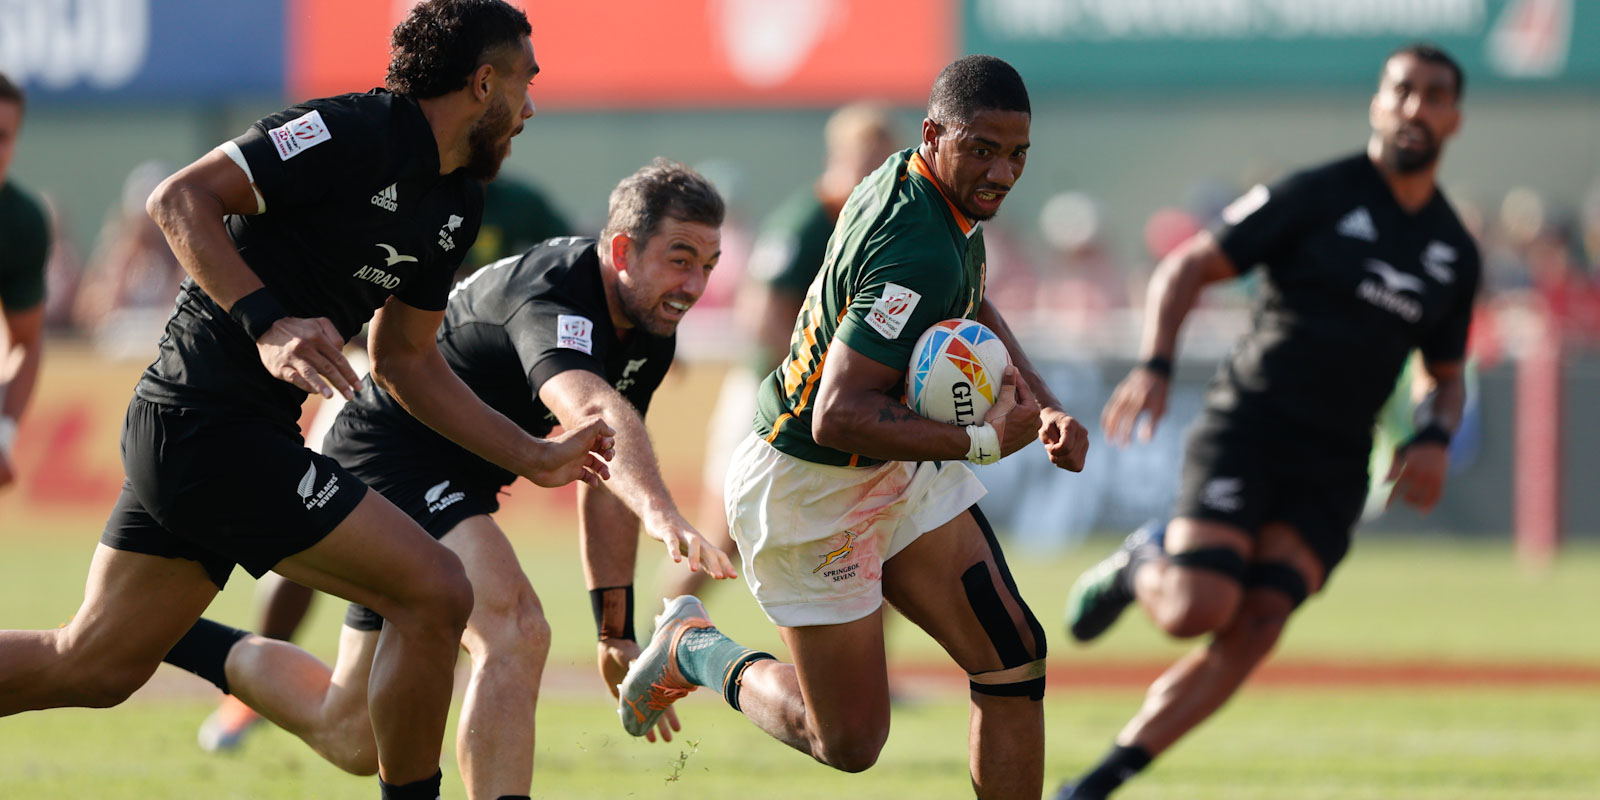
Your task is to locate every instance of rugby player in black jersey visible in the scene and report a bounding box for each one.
[0,4,615,799]
[166,160,735,800]
[1054,44,1479,800]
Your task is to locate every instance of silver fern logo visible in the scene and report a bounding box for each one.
[424,479,465,513]
[424,480,450,504]
[298,460,342,510]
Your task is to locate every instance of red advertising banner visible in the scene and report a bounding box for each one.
[287,0,954,107]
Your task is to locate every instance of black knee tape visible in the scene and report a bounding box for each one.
[343,602,385,632]
[1168,547,1247,584]
[960,506,1048,701]
[961,563,1032,667]
[969,672,1046,701]
[968,505,1047,660]
[1246,562,1310,608]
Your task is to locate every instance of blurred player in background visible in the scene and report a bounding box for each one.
[462,174,574,279]
[198,169,576,753]
[0,72,50,491]
[1056,43,1479,800]
[665,102,896,602]
[619,56,1088,799]
[173,160,734,800]
[0,4,617,800]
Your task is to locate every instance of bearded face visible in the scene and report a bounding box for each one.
[463,93,515,181]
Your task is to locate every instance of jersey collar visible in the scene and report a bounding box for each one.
[908,152,980,239]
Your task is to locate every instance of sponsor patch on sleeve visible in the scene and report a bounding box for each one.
[1221,184,1270,225]
[864,282,921,340]
[557,314,595,354]
[267,109,333,161]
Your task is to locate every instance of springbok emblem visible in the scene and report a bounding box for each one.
[813,531,858,573]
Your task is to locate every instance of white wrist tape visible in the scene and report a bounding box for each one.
[965,422,1000,465]
[0,416,16,458]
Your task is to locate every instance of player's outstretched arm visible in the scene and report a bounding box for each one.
[539,368,735,580]
[368,298,614,487]
[580,481,681,744]
[976,298,1088,471]
[1103,232,1238,446]
[1386,358,1465,513]
[812,339,1038,462]
[147,150,360,400]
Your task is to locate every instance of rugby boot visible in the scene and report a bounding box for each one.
[197,694,263,752]
[617,595,713,736]
[1065,520,1166,642]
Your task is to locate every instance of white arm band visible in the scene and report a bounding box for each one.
[965,422,1000,465]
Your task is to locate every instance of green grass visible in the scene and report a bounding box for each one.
[2,519,1598,798]
[2,688,1596,799]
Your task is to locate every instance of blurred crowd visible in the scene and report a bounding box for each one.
[29,147,1600,366]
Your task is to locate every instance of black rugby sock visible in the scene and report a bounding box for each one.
[379,769,442,800]
[1074,743,1153,798]
[162,618,250,695]
[495,796,531,800]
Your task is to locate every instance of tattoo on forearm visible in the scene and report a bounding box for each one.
[876,405,924,423]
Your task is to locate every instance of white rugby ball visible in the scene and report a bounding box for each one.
[905,318,1010,426]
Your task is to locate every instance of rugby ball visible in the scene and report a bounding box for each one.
[905,319,1010,426]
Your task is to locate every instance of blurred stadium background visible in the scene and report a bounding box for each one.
[1,1,1598,798]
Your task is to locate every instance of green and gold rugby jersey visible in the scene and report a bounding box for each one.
[753,148,987,467]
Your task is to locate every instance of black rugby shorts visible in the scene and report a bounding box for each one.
[1174,410,1369,573]
[322,411,502,631]
[102,396,367,589]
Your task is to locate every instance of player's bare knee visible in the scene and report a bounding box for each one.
[471,587,550,671]
[390,557,474,635]
[320,729,380,776]
[1155,547,1247,637]
[73,659,157,708]
[814,726,888,773]
[1227,586,1297,657]
[1155,590,1239,638]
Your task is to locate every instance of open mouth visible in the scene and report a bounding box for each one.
[974,189,1007,212]
[662,299,692,319]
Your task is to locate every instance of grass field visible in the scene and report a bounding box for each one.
[2,513,1598,799]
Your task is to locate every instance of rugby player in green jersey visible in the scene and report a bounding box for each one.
[0,73,49,492]
[620,55,1089,799]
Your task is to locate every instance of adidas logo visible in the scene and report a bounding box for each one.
[370,183,398,212]
[1336,206,1377,242]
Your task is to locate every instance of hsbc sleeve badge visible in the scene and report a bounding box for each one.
[864,282,921,340]
[557,315,595,354]
[268,109,333,161]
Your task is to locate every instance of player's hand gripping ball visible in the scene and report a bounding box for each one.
[905,319,1011,426]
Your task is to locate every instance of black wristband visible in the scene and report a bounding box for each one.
[1402,423,1452,450]
[589,585,635,642]
[1140,355,1173,378]
[229,288,291,342]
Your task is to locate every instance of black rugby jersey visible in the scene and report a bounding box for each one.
[136,90,484,425]
[1206,153,1479,448]
[341,237,675,488]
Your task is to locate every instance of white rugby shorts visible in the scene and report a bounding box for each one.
[724,432,987,627]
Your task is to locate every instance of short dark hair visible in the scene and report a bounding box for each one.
[928,55,1030,125]
[387,0,532,99]
[0,72,24,112]
[602,158,726,245]
[1387,42,1465,101]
